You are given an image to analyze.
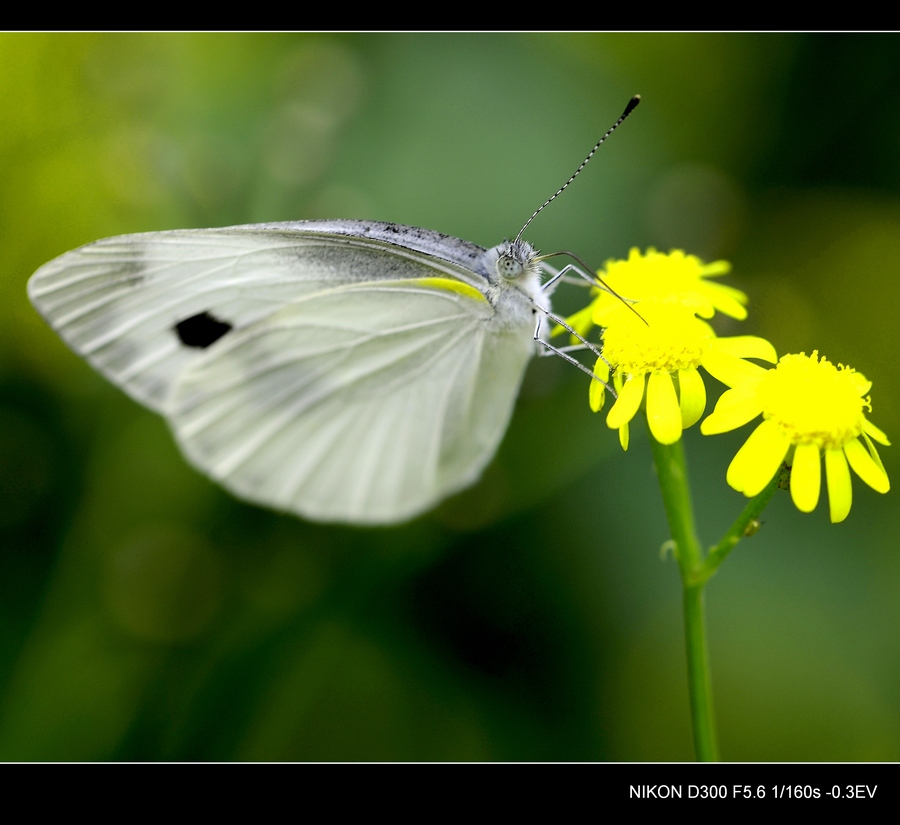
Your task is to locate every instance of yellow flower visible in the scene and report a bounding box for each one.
[586,248,748,331]
[592,298,776,449]
[701,352,890,522]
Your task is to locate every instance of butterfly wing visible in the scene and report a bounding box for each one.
[167,278,535,523]
[27,221,489,412]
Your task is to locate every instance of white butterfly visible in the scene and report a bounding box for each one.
[27,98,639,525]
[28,221,553,524]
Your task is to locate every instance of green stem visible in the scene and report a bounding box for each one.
[648,435,719,762]
[681,583,717,761]
[689,470,782,586]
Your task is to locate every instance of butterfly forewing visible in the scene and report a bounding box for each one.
[27,222,490,413]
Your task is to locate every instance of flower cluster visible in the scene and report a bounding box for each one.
[575,247,890,522]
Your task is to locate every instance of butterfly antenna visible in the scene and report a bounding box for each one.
[514,94,640,245]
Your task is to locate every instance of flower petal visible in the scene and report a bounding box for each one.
[850,372,872,396]
[726,419,791,496]
[589,360,610,413]
[700,260,732,277]
[619,420,630,451]
[678,367,707,428]
[844,437,890,493]
[863,418,890,446]
[825,447,852,523]
[701,349,769,388]
[713,336,778,363]
[706,282,746,307]
[862,432,889,479]
[705,287,748,320]
[607,373,645,430]
[647,371,682,444]
[700,385,763,435]
[692,300,716,319]
[790,442,822,513]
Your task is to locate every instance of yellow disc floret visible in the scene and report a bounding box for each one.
[755,353,868,449]
[601,299,711,376]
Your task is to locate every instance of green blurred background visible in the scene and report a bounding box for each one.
[2,33,899,761]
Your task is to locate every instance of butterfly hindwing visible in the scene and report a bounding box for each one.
[167,279,534,523]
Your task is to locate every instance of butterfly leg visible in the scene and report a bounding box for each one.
[538,307,610,365]
[542,262,599,293]
[532,316,615,396]
[538,251,646,325]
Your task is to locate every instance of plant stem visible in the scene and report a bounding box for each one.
[648,434,719,761]
[681,582,718,761]
[689,469,782,586]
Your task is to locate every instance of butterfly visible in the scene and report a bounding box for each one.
[27,97,639,525]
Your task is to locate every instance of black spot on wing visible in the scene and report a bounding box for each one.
[174,312,233,348]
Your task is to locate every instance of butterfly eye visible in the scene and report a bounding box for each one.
[496,253,524,281]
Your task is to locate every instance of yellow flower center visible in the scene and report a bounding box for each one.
[602,299,713,376]
[756,352,869,449]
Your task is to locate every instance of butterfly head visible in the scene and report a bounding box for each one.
[484,239,541,285]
